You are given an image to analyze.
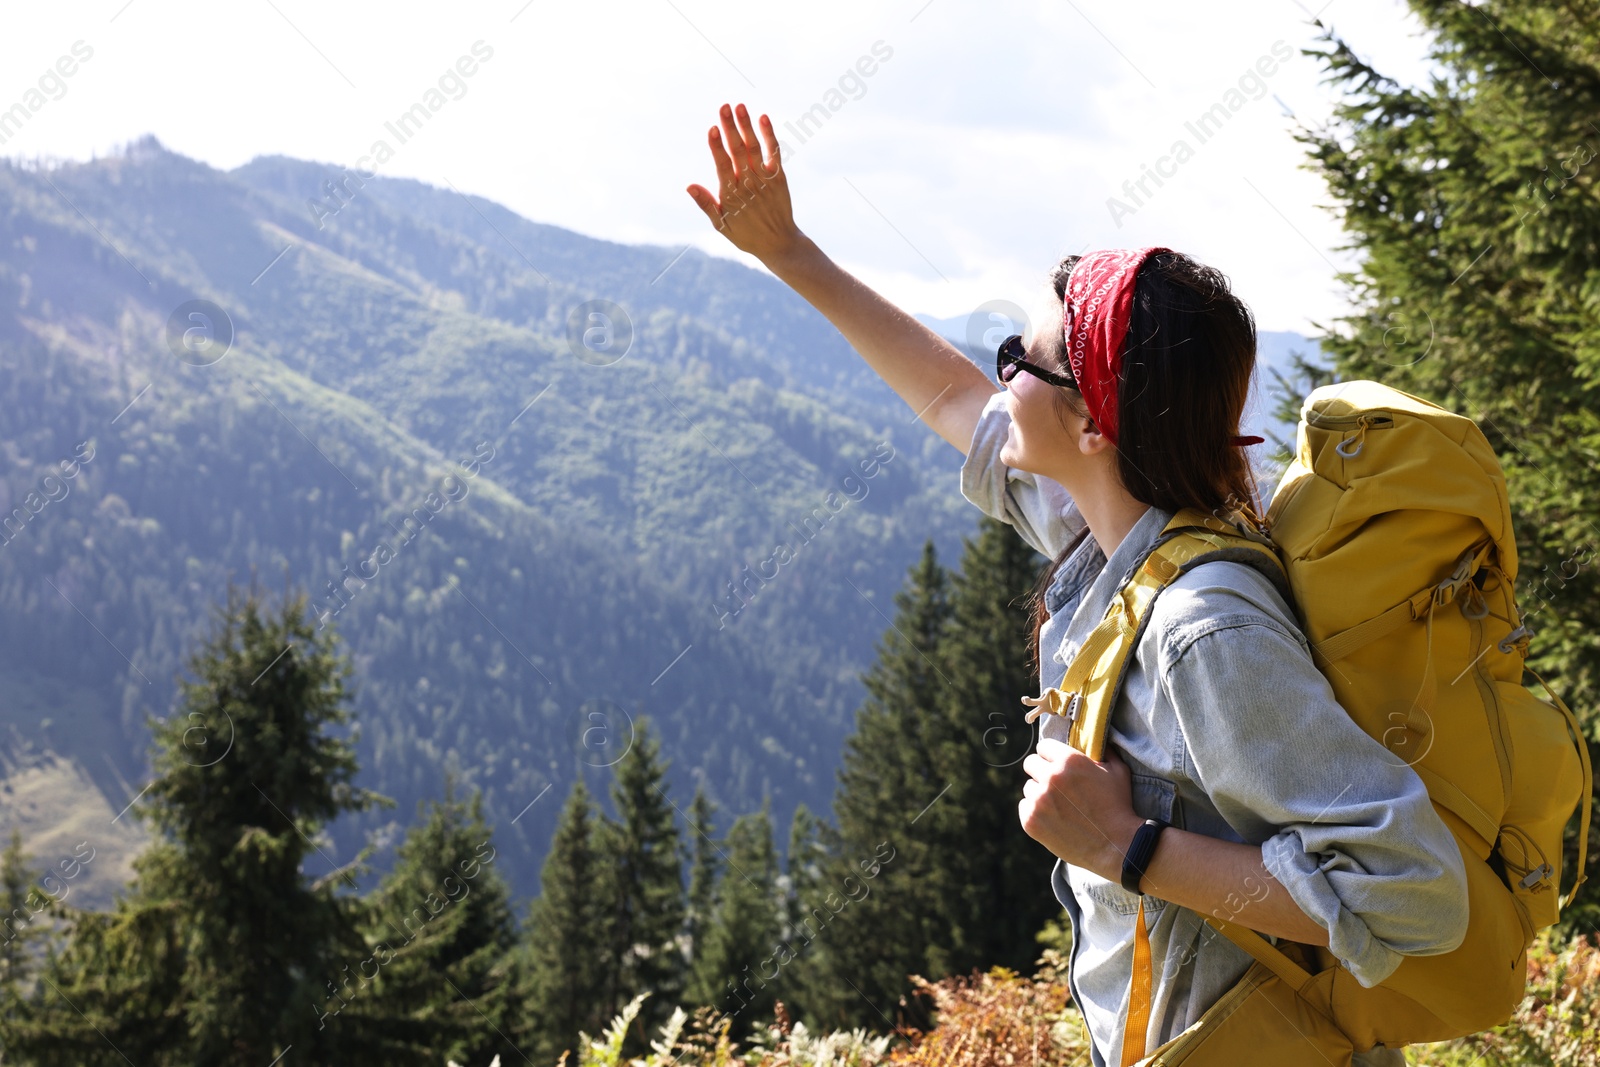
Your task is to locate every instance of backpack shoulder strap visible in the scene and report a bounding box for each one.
[1029,508,1322,1063]
[1028,506,1288,761]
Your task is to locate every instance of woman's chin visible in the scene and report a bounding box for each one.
[1002,442,1052,480]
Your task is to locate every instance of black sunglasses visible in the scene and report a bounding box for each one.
[995,333,1077,389]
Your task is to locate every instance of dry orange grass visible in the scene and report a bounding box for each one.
[576,933,1600,1067]
[885,950,1090,1067]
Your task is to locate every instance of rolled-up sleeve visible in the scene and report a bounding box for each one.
[1161,611,1471,988]
[958,389,1086,559]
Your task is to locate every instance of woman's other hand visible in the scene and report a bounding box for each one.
[687,102,801,263]
[1020,738,1142,880]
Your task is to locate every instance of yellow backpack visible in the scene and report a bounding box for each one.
[1033,380,1593,1065]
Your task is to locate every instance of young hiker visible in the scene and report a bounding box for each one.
[687,102,1472,1066]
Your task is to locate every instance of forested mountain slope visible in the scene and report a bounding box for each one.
[0,136,1309,897]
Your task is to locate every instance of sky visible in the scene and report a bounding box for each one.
[1,0,1440,334]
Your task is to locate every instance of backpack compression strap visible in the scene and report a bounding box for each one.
[1524,664,1593,910]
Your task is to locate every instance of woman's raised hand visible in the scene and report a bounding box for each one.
[687,102,993,454]
[686,102,801,263]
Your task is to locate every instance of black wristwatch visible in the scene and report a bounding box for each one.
[1120,818,1170,895]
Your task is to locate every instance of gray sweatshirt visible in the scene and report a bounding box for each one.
[958,389,1469,1067]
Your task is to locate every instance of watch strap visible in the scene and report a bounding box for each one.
[1120,817,1170,895]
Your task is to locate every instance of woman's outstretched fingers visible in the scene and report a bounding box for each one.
[734,104,766,174]
[707,122,736,192]
[719,103,750,176]
[758,113,782,177]
[685,182,723,229]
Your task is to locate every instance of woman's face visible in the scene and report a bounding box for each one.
[998,287,1094,481]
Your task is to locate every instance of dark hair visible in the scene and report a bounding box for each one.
[1027,250,1262,671]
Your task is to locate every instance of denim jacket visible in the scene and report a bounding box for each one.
[959,390,1469,1066]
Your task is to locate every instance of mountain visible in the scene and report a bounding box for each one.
[0,136,981,899]
[0,135,1323,900]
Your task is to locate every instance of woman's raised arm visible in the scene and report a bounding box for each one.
[686,101,996,454]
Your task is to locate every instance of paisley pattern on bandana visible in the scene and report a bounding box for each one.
[1062,246,1171,448]
[1062,247,1264,448]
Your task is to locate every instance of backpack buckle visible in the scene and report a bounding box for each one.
[1433,546,1489,610]
[1021,688,1080,724]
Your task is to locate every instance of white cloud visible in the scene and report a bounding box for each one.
[3,0,1439,333]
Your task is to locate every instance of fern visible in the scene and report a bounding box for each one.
[650,1005,689,1065]
[578,992,651,1067]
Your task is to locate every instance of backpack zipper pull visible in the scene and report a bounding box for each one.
[1497,623,1531,655]
[1335,415,1370,458]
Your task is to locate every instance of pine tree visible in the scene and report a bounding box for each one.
[597,717,686,1040]
[518,777,616,1065]
[774,803,825,1021]
[1298,0,1600,923]
[797,523,1049,1030]
[0,831,42,1003]
[782,804,825,938]
[683,782,720,964]
[685,800,782,1037]
[793,540,955,1030]
[1,577,390,1066]
[355,781,520,1067]
[936,516,1057,970]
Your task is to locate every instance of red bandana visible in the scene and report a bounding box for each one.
[1062,247,1264,448]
